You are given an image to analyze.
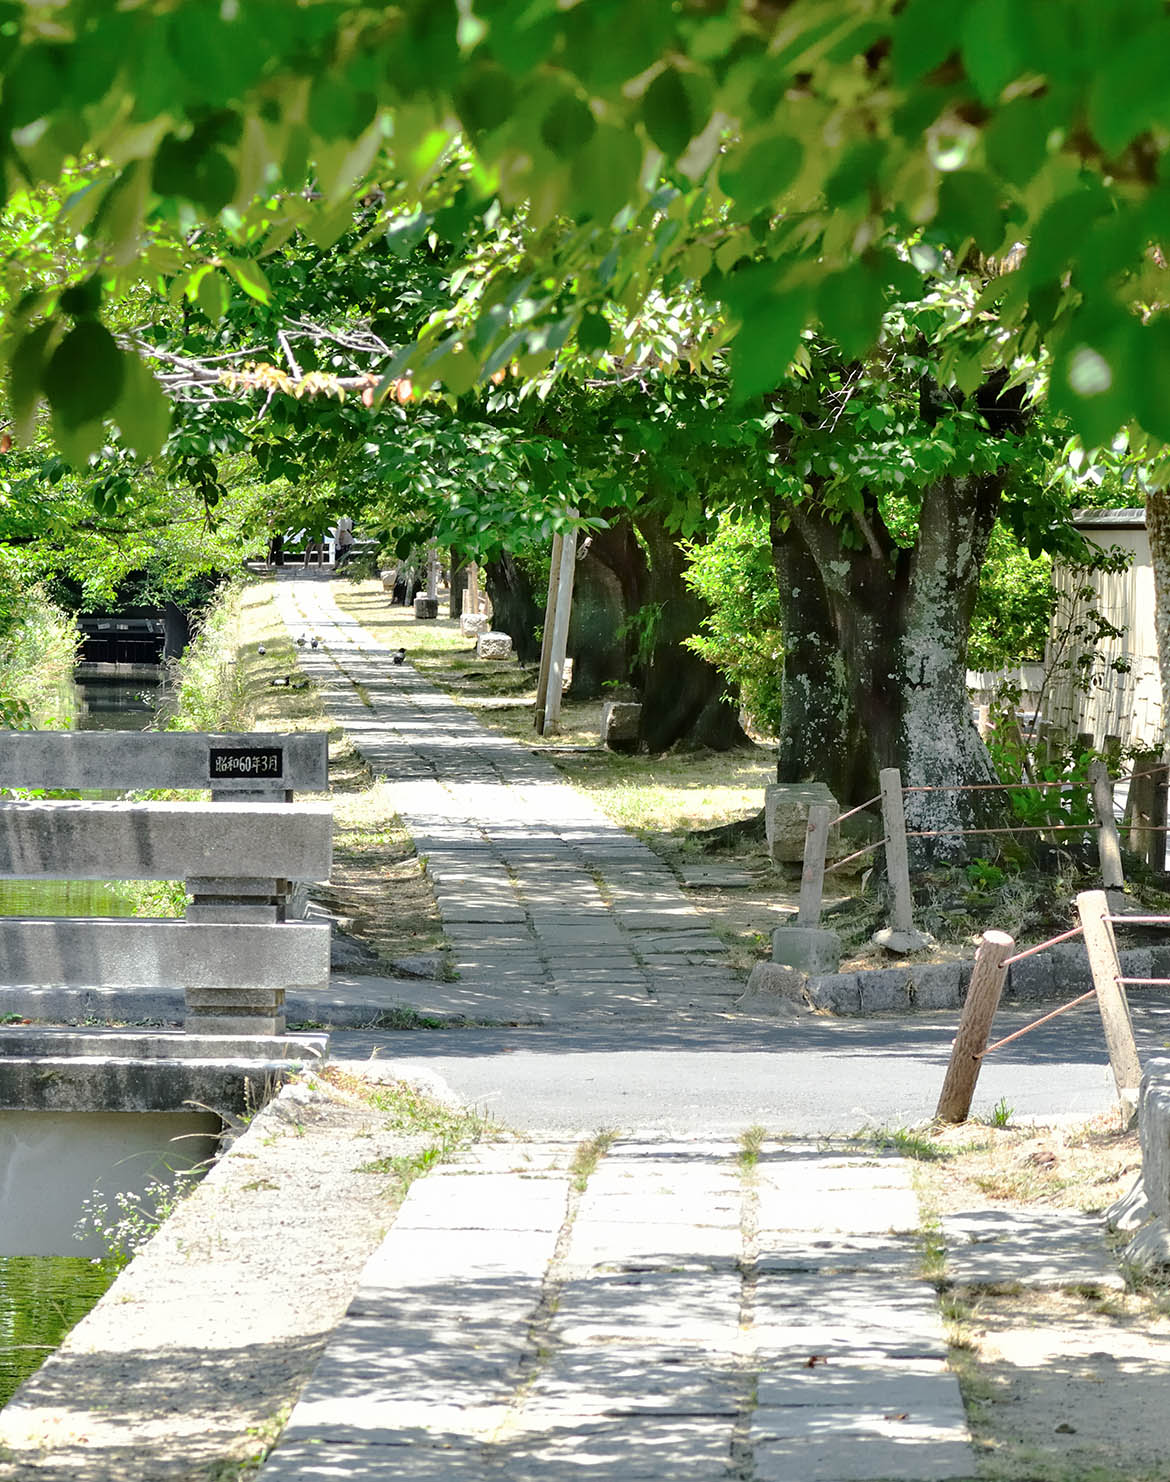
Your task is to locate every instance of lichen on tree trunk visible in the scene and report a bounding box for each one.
[774,473,1008,861]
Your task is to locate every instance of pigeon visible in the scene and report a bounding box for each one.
[270,676,289,687]
[257,644,266,655]
[310,636,319,649]
[296,634,307,647]
[391,647,406,665]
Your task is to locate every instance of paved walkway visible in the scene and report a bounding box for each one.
[261,1135,975,1482]
[275,576,745,1023]
[256,575,1114,1482]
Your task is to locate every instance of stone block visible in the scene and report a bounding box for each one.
[1048,940,1093,993]
[185,902,282,924]
[1151,945,1170,980]
[185,1012,286,1036]
[601,701,642,751]
[476,630,513,660]
[1120,947,1154,990]
[0,919,330,989]
[0,730,328,794]
[0,801,332,882]
[460,612,491,638]
[738,962,809,1014]
[380,568,395,590]
[764,783,839,864]
[909,963,963,1010]
[857,967,911,1013]
[1006,952,1055,1001]
[1105,1175,1152,1234]
[413,595,440,620]
[1138,1059,1170,1223]
[806,972,862,1014]
[771,926,841,975]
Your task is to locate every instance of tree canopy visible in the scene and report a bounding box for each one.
[4,0,1170,462]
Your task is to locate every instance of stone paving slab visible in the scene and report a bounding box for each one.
[549,1270,743,1349]
[564,1220,743,1271]
[756,1237,924,1279]
[520,1350,742,1419]
[752,1431,976,1482]
[942,1208,1123,1289]
[502,1417,733,1479]
[757,1356,962,1411]
[261,1441,488,1481]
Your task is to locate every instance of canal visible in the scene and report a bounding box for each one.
[0,646,205,1409]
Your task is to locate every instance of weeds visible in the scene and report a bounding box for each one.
[859,1124,956,1162]
[74,1165,204,1265]
[570,1129,619,1191]
[738,1124,767,1172]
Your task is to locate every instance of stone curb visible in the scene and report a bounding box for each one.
[755,942,1170,1017]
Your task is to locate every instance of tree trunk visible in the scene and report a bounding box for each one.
[636,513,748,752]
[785,474,1006,860]
[483,554,543,664]
[770,516,869,800]
[566,523,641,698]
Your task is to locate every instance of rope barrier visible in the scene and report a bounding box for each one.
[1118,977,1170,986]
[903,778,1091,794]
[830,794,882,827]
[1002,924,1084,967]
[823,838,885,874]
[976,990,1097,1058]
[1107,915,1170,926]
[905,823,1096,838]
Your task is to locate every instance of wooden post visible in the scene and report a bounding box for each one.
[1089,759,1125,891]
[426,539,440,601]
[542,528,578,734]
[935,930,1015,1123]
[1126,756,1156,868]
[468,563,480,615]
[797,803,833,927]
[1076,888,1142,1113]
[879,767,915,934]
[1153,762,1169,873]
[533,534,564,734]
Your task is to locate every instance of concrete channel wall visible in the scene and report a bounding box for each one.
[793,942,1170,1015]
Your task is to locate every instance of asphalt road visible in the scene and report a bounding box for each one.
[331,990,1170,1136]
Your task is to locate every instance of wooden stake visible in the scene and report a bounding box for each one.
[879,767,915,934]
[1089,760,1125,891]
[935,930,1015,1123]
[543,528,578,734]
[797,803,832,927]
[1076,889,1142,1113]
[533,534,563,734]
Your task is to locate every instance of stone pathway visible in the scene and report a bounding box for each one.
[257,576,1122,1482]
[274,576,744,1022]
[260,1137,976,1482]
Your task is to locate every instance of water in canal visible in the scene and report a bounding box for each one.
[0,655,182,1411]
[0,1256,120,1407]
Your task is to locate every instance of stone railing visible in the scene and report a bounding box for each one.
[0,732,331,1035]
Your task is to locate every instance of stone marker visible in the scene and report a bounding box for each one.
[738,963,810,1015]
[413,594,440,620]
[460,612,491,638]
[601,700,641,752]
[771,925,841,975]
[764,782,839,865]
[1116,1058,1170,1272]
[476,630,513,660]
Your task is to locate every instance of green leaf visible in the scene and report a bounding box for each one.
[817,263,886,360]
[197,269,228,322]
[959,0,1020,103]
[1088,25,1170,156]
[1025,187,1111,285]
[719,134,803,215]
[454,61,517,140]
[540,94,596,157]
[577,310,611,355]
[982,97,1054,188]
[824,140,885,207]
[891,0,959,84]
[115,354,172,460]
[570,123,644,223]
[642,66,707,157]
[42,320,125,430]
[51,414,105,469]
[225,257,271,304]
[730,291,811,400]
[59,277,102,319]
[8,321,55,443]
[936,170,1004,254]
